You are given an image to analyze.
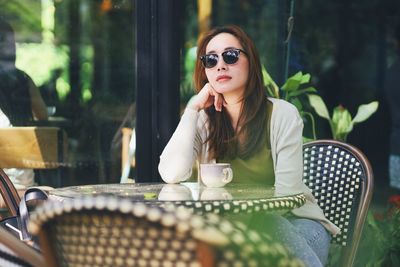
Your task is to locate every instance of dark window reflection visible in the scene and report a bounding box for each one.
[0,0,136,187]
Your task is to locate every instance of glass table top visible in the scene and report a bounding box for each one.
[49,182,278,201]
[49,183,307,215]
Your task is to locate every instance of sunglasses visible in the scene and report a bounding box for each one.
[200,48,246,68]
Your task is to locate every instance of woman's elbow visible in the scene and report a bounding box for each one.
[158,160,192,184]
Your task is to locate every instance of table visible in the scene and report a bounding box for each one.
[49,182,306,215]
[32,116,72,129]
[35,183,307,267]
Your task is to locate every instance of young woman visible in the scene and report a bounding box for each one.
[158,25,340,266]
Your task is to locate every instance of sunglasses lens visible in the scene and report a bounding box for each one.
[222,50,240,64]
[201,54,218,68]
[200,49,242,68]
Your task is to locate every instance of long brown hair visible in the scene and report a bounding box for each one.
[193,25,268,159]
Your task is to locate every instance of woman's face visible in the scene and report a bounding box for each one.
[204,33,249,101]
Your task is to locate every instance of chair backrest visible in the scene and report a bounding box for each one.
[303,139,373,267]
[29,196,304,267]
[0,127,67,169]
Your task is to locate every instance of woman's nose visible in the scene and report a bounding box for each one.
[216,57,227,71]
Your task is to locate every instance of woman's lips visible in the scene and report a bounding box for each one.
[216,75,232,82]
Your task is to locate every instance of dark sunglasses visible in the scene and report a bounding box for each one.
[200,48,246,68]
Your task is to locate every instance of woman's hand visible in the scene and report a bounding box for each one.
[188,83,225,112]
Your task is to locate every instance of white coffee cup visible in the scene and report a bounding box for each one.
[200,163,233,188]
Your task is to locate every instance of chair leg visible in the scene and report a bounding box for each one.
[38,230,59,267]
[196,241,216,267]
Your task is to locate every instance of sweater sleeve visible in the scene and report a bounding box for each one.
[158,108,203,183]
[272,100,305,196]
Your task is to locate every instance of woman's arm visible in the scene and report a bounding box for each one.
[158,108,203,183]
[27,76,48,121]
[159,83,223,183]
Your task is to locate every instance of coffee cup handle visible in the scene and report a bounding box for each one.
[222,168,233,183]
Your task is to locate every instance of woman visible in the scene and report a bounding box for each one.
[0,18,48,189]
[158,25,340,266]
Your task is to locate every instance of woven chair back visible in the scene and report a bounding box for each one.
[29,196,305,267]
[303,140,373,266]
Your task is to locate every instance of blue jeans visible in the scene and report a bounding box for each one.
[246,214,331,267]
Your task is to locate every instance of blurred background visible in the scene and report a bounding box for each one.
[0,0,399,189]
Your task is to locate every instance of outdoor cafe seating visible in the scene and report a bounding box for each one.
[0,139,374,267]
[0,194,304,267]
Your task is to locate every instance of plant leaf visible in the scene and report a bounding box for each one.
[281,71,302,91]
[262,65,279,98]
[308,94,330,120]
[303,136,315,143]
[290,98,303,111]
[144,192,157,199]
[352,101,379,124]
[287,87,317,98]
[332,105,353,136]
[300,73,311,84]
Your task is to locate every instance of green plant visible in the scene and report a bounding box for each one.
[263,70,379,142]
[353,196,400,267]
[308,94,379,142]
[264,70,318,140]
[262,65,280,98]
[16,43,70,101]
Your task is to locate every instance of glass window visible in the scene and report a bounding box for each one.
[1,0,288,187]
[0,0,136,187]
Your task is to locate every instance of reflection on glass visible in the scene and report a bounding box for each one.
[158,184,192,201]
[200,187,232,200]
[0,1,137,186]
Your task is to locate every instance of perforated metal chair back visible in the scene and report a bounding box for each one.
[29,196,304,267]
[303,140,373,267]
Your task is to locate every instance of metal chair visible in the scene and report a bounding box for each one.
[0,227,44,267]
[303,139,374,267]
[0,170,45,267]
[28,196,304,267]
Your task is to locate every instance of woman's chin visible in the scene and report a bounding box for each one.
[214,86,234,94]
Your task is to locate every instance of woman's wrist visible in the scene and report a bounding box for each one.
[186,104,200,112]
[186,97,201,111]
